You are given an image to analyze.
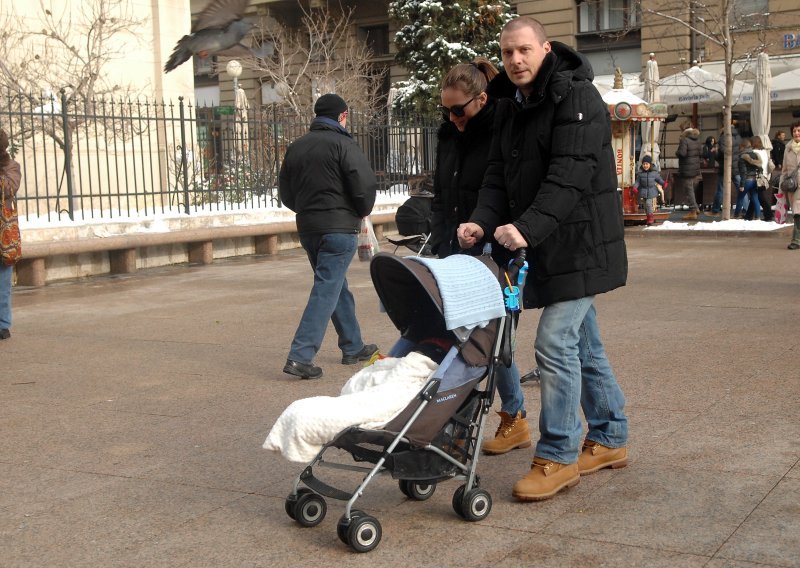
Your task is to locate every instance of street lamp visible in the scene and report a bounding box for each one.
[226,59,243,93]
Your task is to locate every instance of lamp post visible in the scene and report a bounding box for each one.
[225,59,242,93]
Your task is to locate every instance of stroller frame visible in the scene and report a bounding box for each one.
[283,252,524,553]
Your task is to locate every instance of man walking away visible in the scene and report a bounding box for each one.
[279,94,379,379]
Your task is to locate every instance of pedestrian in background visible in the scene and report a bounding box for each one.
[735,139,762,220]
[278,94,378,379]
[702,136,717,169]
[709,121,743,216]
[745,137,773,221]
[781,122,800,250]
[632,155,665,225]
[458,16,629,502]
[674,124,703,220]
[0,127,21,340]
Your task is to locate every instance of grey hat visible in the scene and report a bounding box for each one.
[641,155,653,164]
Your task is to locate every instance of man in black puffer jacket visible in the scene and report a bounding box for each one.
[278,94,378,379]
[458,17,628,502]
[675,126,703,220]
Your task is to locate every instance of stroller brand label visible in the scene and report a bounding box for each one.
[435,393,457,404]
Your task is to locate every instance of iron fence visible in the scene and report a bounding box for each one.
[0,88,439,222]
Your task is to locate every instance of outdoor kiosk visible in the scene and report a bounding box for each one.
[602,75,669,224]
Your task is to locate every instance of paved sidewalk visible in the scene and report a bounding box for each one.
[1,232,798,567]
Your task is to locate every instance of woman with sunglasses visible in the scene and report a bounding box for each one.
[430,59,532,456]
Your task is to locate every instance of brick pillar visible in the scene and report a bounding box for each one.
[255,234,279,255]
[15,258,46,287]
[109,249,137,274]
[188,241,213,264]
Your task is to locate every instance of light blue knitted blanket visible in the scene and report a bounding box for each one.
[408,255,506,332]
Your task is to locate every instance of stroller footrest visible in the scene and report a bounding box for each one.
[300,468,354,501]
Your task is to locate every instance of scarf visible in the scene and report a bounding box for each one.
[791,140,800,154]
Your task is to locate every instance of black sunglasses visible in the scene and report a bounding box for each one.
[439,96,476,119]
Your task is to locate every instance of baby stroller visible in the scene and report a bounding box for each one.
[282,250,527,553]
[387,193,434,256]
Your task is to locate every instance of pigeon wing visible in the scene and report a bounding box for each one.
[192,0,251,32]
[215,44,256,58]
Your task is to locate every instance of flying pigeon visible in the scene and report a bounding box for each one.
[164,0,256,73]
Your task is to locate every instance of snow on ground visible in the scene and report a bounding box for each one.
[647,219,788,232]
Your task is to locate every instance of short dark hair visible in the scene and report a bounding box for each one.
[502,16,547,43]
[791,122,800,136]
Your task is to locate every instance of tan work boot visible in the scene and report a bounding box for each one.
[682,210,699,221]
[481,411,531,455]
[577,439,628,475]
[512,457,580,501]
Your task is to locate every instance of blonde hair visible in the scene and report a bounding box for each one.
[442,58,499,98]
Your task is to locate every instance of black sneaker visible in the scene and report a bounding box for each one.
[520,367,540,384]
[283,359,323,379]
[341,344,378,365]
[0,328,9,340]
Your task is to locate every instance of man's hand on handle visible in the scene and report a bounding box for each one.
[493,224,526,252]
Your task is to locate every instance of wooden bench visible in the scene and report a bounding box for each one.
[16,212,396,287]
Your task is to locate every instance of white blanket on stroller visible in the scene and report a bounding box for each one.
[263,352,438,462]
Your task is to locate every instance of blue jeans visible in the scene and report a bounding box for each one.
[388,336,525,416]
[735,178,760,218]
[534,297,628,464]
[288,232,365,364]
[0,263,12,329]
[712,173,741,213]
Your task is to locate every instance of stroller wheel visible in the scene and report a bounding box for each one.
[294,492,327,527]
[452,485,466,518]
[347,515,382,553]
[399,480,437,501]
[284,488,313,520]
[336,509,366,544]
[462,488,492,522]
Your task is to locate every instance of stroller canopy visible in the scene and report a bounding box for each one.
[370,253,501,367]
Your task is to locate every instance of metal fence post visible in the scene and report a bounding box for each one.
[178,96,190,215]
[272,103,281,206]
[60,88,75,220]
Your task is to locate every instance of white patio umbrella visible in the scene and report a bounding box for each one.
[750,52,772,151]
[640,55,661,168]
[745,67,800,104]
[657,65,749,107]
[234,86,249,152]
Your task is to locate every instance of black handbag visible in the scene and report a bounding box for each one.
[780,164,800,193]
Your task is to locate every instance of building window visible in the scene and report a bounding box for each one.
[730,0,768,30]
[577,0,640,34]
[194,55,215,76]
[360,25,390,57]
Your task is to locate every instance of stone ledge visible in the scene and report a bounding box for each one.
[15,212,396,287]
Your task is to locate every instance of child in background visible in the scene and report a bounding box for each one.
[632,155,665,226]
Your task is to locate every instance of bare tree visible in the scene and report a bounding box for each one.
[243,1,386,118]
[640,0,792,219]
[0,0,147,147]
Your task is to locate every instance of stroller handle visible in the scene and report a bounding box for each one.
[506,248,527,283]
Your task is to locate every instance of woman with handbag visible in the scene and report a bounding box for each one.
[780,122,800,250]
[0,127,22,339]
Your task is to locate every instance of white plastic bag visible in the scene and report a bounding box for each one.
[357,217,380,261]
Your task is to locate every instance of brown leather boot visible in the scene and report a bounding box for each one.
[481,411,531,455]
[682,210,699,221]
[512,457,580,501]
[577,439,628,475]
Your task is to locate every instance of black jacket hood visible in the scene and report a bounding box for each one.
[486,41,594,105]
